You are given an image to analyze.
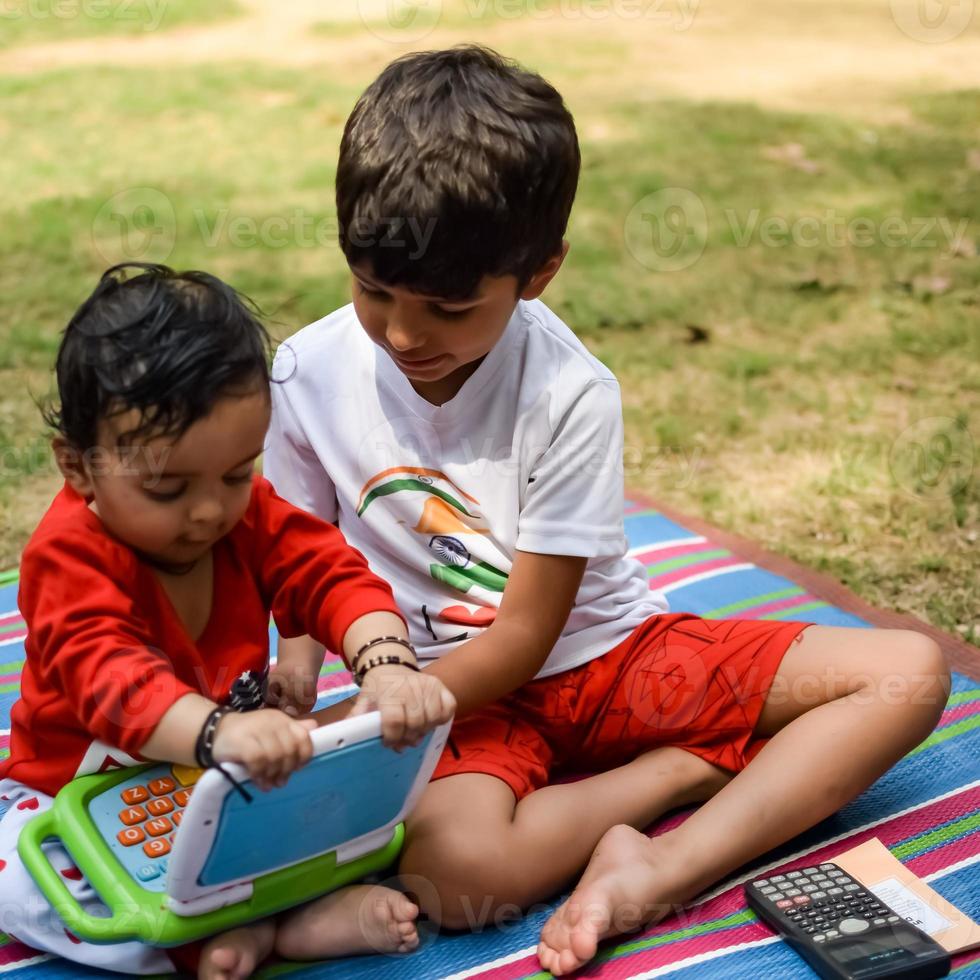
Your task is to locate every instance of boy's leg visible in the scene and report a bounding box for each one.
[399,745,731,930]
[537,626,949,976]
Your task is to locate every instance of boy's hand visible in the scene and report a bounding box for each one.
[351,664,455,749]
[266,660,319,718]
[212,708,317,791]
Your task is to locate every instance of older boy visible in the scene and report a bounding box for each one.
[265,44,949,974]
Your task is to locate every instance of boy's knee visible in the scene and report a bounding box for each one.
[399,833,524,930]
[892,630,949,718]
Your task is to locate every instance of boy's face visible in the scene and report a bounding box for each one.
[349,243,568,400]
[54,388,270,569]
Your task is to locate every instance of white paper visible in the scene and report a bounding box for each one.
[868,876,954,936]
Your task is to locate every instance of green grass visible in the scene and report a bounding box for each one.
[0,0,243,49]
[0,50,976,646]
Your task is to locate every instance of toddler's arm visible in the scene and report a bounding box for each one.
[141,693,317,792]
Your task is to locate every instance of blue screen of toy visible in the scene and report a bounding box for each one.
[198,733,430,885]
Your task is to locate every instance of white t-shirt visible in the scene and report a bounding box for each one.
[264,298,668,678]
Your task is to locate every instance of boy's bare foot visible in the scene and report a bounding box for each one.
[199,919,276,980]
[276,883,420,960]
[537,825,700,976]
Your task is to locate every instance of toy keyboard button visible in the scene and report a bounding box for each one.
[118,827,146,846]
[174,790,191,807]
[172,765,204,787]
[839,918,870,935]
[159,859,168,872]
[148,778,176,797]
[146,818,173,837]
[121,786,149,805]
[143,839,170,858]
[147,798,174,816]
[173,811,182,827]
[136,864,160,881]
[119,806,147,826]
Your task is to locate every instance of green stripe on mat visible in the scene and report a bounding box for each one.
[0,658,24,674]
[0,620,24,637]
[759,600,829,620]
[0,569,19,586]
[947,688,980,706]
[703,586,804,618]
[646,549,730,576]
[910,714,980,756]
[892,810,980,861]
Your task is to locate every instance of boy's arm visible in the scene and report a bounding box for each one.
[424,550,587,716]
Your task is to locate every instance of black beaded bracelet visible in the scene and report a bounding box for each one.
[351,636,417,673]
[195,705,233,769]
[194,705,253,803]
[354,653,421,686]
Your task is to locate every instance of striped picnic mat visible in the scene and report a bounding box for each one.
[1,499,978,978]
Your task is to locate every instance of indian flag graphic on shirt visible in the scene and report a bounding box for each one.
[356,466,508,628]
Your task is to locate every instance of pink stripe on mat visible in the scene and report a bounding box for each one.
[466,784,980,980]
[649,557,745,590]
[631,540,716,566]
[317,672,353,693]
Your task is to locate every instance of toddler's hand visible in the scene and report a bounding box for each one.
[352,665,455,749]
[212,709,317,791]
[266,661,319,718]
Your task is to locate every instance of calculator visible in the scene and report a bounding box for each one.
[745,862,951,979]
[18,712,451,947]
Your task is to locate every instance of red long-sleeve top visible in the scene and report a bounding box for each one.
[0,475,403,796]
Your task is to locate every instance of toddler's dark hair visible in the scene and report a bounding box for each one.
[336,44,580,302]
[45,263,272,449]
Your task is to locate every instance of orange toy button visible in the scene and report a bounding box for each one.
[147,798,174,817]
[173,790,192,808]
[148,777,176,797]
[173,811,182,827]
[117,827,146,846]
[172,765,203,787]
[121,786,149,805]
[119,806,147,826]
[143,838,170,858]
[146,817,173,837]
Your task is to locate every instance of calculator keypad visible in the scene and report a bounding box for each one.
[749,863,899,944]
[92,764,203,891]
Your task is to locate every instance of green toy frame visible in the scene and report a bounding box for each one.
[18,765,403,947]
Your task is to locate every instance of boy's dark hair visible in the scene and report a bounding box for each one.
[45,263,272,449]
[336,44,580,302]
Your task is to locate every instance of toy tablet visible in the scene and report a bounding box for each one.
[18,712,451,947]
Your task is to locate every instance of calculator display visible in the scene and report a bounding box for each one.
[828,923,938,965]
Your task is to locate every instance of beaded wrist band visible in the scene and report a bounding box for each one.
[351,636,417,674]
[353,654,421,687]
[194,704,253,803]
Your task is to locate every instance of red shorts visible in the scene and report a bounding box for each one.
[432,613,812,800]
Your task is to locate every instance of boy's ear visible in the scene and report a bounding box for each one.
[52,437,95,497]
[519,240,570,301]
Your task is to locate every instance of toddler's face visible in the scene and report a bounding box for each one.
[57,388,270,569]
[349,263,522,394]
